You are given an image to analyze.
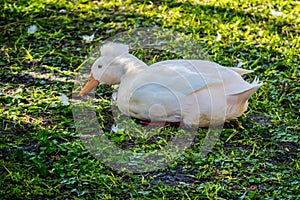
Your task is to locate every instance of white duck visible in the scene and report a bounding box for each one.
[80,42,262,127]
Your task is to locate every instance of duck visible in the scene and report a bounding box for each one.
[79,42,262,127]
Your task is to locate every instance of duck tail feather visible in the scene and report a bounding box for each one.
[252,76,263,87]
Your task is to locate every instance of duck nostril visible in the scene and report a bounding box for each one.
[98,65,103,69]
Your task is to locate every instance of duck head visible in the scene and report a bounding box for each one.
[79,42,146,96]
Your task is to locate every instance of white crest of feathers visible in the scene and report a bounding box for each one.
[100,42,129,57]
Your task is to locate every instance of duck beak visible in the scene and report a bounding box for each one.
[79,75,100,96]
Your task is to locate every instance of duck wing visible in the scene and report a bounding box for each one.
[148,61,223,94]
[159,60,260,94]
[227,67,253,75]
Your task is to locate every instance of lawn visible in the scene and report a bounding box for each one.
[0,0,299,199]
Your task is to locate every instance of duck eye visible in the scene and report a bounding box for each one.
[98,65,102,69]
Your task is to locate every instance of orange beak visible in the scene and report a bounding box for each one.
[79,75,100,96]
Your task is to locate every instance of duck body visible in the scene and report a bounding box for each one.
[117,60,261,127]
[80,43,262,127]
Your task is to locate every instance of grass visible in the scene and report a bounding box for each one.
[0,0,299,199]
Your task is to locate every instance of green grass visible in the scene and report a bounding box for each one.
[1,0,299,199]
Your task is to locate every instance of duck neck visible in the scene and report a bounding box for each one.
[118,54,148,77]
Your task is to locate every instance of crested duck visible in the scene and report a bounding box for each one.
[80,42,262,127]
